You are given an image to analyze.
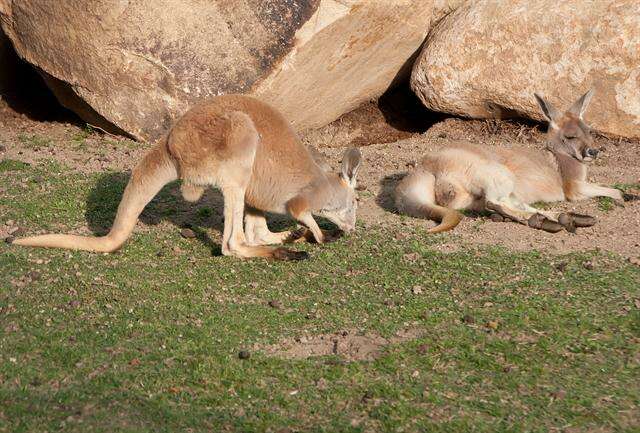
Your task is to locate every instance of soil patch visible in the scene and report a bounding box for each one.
[258,328,423,361]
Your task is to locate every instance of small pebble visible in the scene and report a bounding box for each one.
[268,300,282,309]
[361,390,374,402]
[485,320,499,330]
[180,228,196,239]
[462,314,475,324]
[554,262,568,272]
[10,227,25,237]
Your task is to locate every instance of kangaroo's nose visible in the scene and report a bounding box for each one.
[343,224,355,233]
[585,148,599,158]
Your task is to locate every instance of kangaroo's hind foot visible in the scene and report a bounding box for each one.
[527,213,564,233]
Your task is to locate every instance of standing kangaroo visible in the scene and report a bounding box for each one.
[395,90,631,233]
[11,95,362,260]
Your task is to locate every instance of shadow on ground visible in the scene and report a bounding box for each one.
[376,172,406,214]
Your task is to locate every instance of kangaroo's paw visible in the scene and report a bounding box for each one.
[528,214,564,233]
[560,212,597,229]
[623,193,640,202]
[284,227,309,244]
[285,228,344,244]
[613,199,626,208]
[320,229,344,244]
[486,201,525,224]
[272,247,310,261]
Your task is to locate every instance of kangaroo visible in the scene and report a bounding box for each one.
[395,90,632,233]
[11,94,362,260]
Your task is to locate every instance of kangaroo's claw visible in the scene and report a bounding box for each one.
[285,228,343,244]
[623,193,640,202]
[272,248,310,261]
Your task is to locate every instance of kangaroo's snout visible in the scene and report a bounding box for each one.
[583,147,599,160]
[342,223,356,233]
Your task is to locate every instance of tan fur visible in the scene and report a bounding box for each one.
[396,90,622,232]
[12,95,362,260]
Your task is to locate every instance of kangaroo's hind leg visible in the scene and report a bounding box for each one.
[480,166,563,232]
[217,112,308,260]
[219,180,308,260]
[480,166,531,223]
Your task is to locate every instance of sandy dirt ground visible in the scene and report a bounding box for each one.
[1,95,639,261]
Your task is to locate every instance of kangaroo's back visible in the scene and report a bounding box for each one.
[168,95,325,212]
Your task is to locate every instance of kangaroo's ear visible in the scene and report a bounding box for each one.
[534,93,561,130]
[341,147,362,188]
[568,88,595,119]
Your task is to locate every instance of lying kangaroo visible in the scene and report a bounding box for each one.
[11,94,362,260]
[396,90,630,233]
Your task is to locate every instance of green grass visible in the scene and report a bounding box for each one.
[1,159,639,433]
[598,197,615,212]
[597,184,640,212]
[70,124,95,150]
[16,133,53,150]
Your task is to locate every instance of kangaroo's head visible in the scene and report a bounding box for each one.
[317,147,362,233]
[534,89,599,162]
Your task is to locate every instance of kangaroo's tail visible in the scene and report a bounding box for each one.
[395,169,463,233]
[11,142,178,252]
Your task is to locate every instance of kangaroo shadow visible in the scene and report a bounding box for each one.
[85,171,298,256]
[376,172,407,214]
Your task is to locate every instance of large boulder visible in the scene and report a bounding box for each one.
[0,0,449,141]
[411,0,640,139]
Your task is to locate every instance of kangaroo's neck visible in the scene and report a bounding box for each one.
[547,148,587,183]
[303,173,335,211]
